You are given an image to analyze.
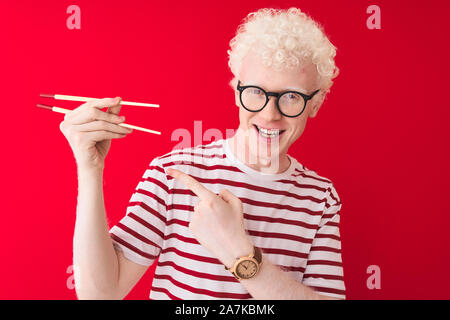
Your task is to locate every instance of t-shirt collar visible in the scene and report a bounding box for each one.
[223,138,298,181]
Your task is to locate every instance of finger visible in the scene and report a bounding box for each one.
[166,168,215,200]
[65,97,121,121]
[219,189,242,210]
[83,130,128,142]
[69,107,125,125]
[87,97,122,110]
[75,120,133,134]
[106,97,123,115]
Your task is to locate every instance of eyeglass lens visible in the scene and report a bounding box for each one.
[241,87,305,116]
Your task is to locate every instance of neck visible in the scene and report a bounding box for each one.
[228,134,291,174]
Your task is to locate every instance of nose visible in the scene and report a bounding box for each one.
[259,96,282,121]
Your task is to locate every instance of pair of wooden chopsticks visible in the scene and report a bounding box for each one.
[37,93,161,135]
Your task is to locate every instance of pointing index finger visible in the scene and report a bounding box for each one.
[167,168,214,200]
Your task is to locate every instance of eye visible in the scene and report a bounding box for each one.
[250,88,264,95]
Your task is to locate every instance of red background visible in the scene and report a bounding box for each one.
[1,0,449,299]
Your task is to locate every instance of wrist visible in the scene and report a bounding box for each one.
[223,238,254,269]
[77,167,104,190]
[77,166,104,179]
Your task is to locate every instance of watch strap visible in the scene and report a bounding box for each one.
[253,246,262,264]
[225,247,263,280]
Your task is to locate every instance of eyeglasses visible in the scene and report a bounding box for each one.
[237,80,320,118]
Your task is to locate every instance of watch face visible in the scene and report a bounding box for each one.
[236,260,258,279]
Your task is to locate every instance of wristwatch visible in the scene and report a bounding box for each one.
[225,247,263,280]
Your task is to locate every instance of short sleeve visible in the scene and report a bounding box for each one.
[109,157,168,266]
[302,183,346,299]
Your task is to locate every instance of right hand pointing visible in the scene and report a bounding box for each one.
[59,97,133,172]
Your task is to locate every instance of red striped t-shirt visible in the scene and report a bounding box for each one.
[109,138,345,299]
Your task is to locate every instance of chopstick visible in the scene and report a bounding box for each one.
[40,93,159,108]
[36,103,161,135]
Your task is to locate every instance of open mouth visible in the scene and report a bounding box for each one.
[253,124,286,139]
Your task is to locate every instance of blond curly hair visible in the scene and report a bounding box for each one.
[227,7,339,96]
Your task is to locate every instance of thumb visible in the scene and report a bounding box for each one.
[219,189,242,212]
[106,96,123,116]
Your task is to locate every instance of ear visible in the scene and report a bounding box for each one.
[308,92,325,118]
[234,89,241,108]
[309,102,321,118]
[230,77,241,108]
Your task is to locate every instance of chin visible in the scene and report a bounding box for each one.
[234,124,290,164]
[248,137,285,165]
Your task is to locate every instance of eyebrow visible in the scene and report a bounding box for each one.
[286,86,308,92]
[244,81,308,93]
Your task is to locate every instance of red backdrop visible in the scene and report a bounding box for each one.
[1,0,449,300]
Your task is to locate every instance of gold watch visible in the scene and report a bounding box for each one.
[225,247,263,280]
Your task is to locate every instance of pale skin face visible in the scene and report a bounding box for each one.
[229,51,325,174]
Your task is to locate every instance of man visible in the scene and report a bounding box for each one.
[61,7,344,300]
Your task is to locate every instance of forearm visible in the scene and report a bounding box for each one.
[222,239,334,300]
[240,255,335,300]
[73,168,120,299]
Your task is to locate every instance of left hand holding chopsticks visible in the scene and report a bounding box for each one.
[166,168,254,268]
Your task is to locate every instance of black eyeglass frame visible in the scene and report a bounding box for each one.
[237,80,320,118]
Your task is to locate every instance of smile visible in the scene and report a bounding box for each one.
[253,125,286,139]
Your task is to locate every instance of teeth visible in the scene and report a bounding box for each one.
[257,126,280,138]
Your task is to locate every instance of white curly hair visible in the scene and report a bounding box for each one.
[227,7,339,96]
